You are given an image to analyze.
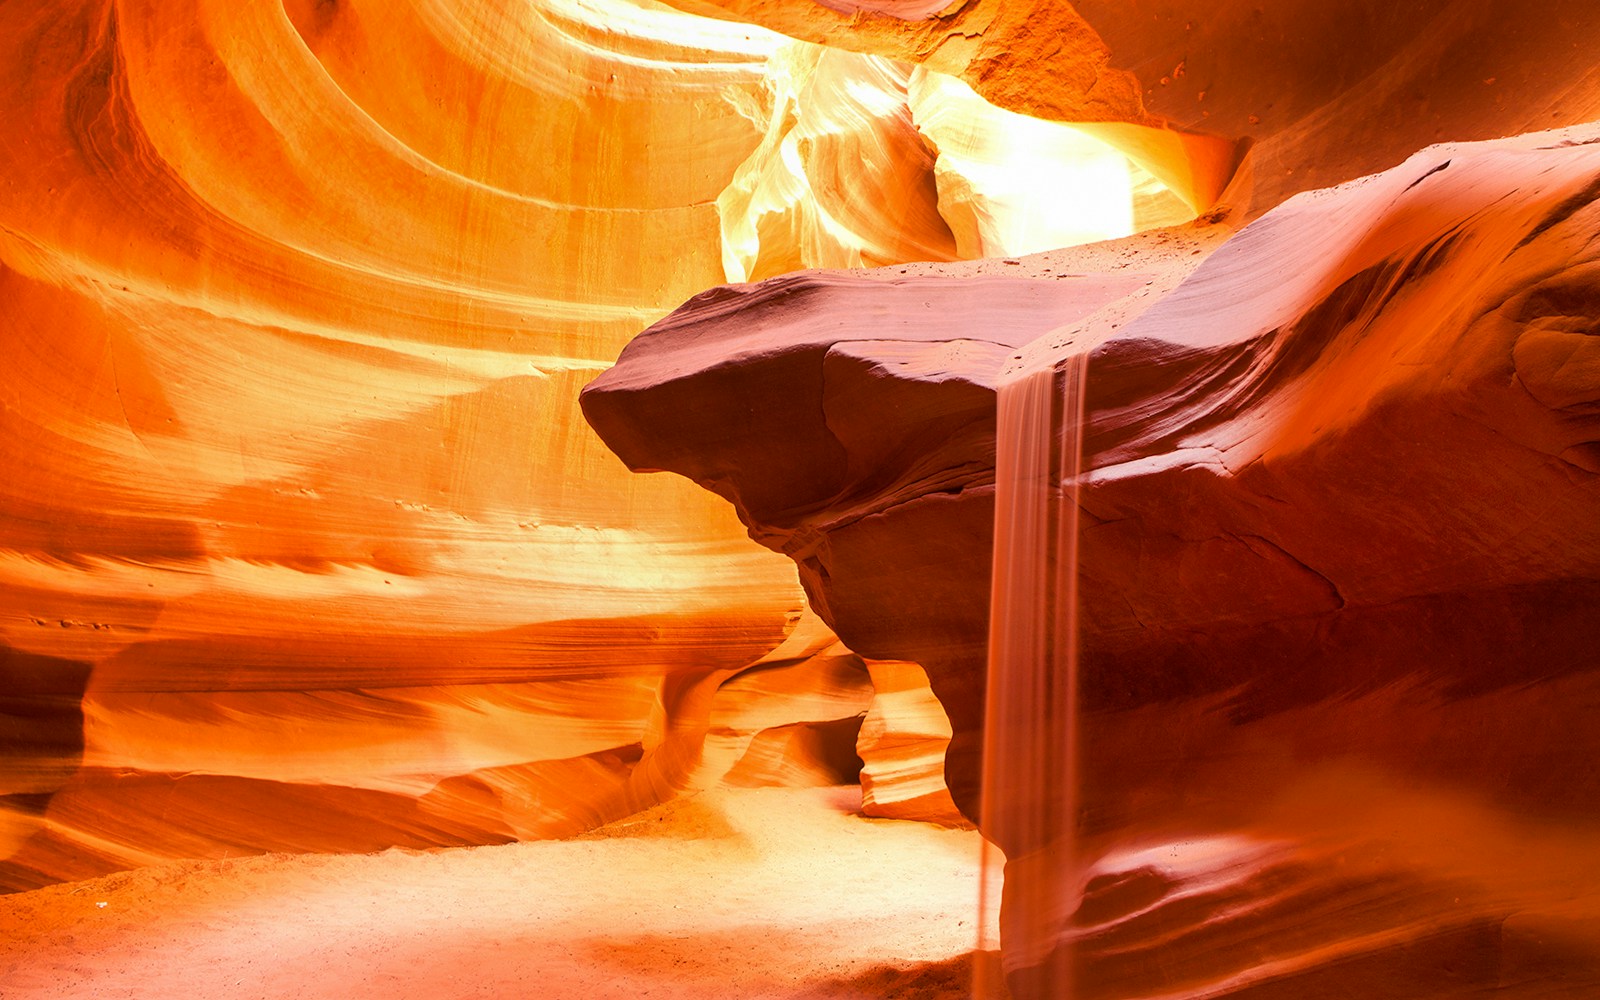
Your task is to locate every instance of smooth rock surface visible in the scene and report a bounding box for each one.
[0,0,946,890]
[7,0,1194,890]
[582,126,1600,996]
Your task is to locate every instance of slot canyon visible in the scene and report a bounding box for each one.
[3,0,1599,997]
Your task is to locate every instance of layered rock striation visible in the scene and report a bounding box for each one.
[0,0,880,889]
[8,0,1600,958]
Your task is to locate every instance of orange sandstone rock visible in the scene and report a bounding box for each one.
[857,660,965,825]
[9,0,1156,890]
[0,0,803,889]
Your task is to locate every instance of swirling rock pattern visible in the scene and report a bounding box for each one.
[13,0,1181,891]
[8,8,1600,990]
[0,0,922,890]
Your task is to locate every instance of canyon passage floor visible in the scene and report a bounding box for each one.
[0,786,992,1000]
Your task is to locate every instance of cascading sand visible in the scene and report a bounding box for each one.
[977,353,1089,998]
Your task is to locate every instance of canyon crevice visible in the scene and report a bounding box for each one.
[5,0,1600,996]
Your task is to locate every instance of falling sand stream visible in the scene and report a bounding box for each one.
[977,352,1091,998]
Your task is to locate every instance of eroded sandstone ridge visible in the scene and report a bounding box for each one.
[582,128,1600,995]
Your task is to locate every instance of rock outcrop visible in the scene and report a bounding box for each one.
[582,229,1228,812]
[582,127,1600,995]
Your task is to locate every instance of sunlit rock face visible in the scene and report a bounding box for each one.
[581,129,1600,995]
[716,45,958,282]
[8,0,1186,891]
[7,7,1599,986]
[908,71,1195,258]
[663,0,1247,217]
[672,0,1600,217]
[0,0,1023,890]
[856,659,964,825]
[713,34,1197,281]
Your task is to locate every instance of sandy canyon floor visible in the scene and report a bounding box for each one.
[0,787,994,999]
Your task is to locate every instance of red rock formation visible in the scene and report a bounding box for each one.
[1074,0,1600,208]
[582,127,1600,995]
[582,231,1225,815]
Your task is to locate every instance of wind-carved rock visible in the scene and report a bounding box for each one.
[583,127,1600,997]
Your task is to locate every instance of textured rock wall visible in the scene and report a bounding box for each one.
[0,0,945,889]
[8,3,1600,966]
